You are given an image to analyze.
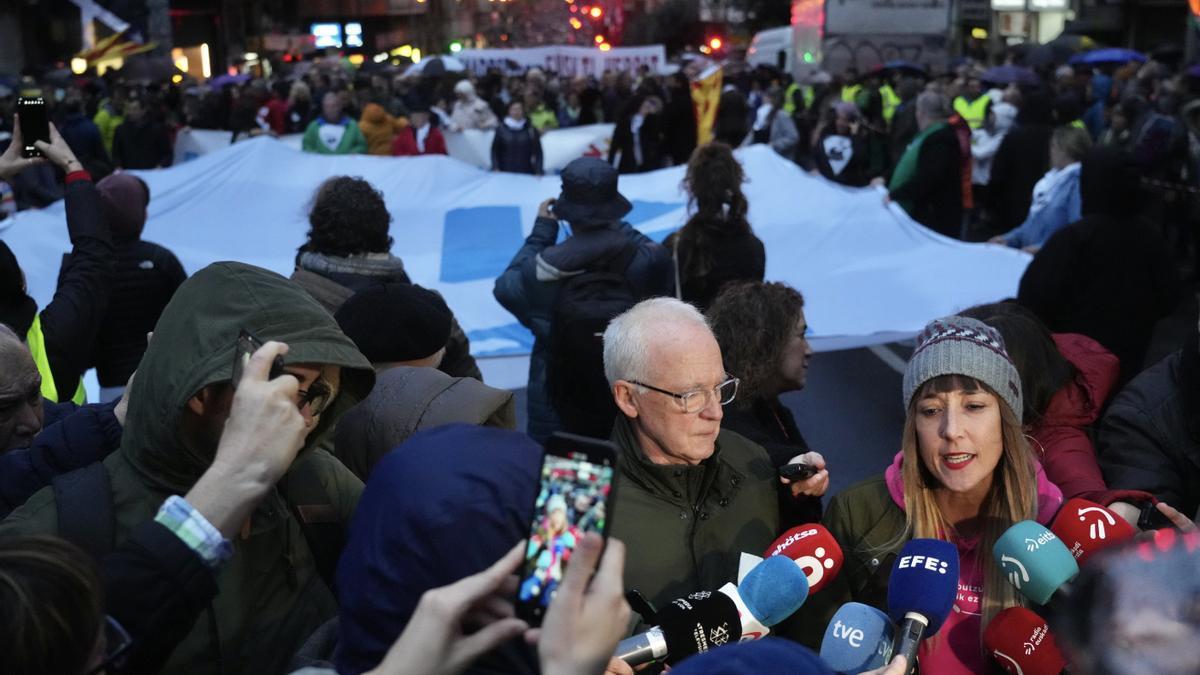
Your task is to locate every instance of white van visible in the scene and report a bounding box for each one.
[746,25,793,72]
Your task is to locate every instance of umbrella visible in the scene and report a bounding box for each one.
[403,55,466,78]
[981,65,1039,86]
[882,60,928,77]
[1069,48,1147,65]
[208,73,252,88]
[1188,63,1200,78]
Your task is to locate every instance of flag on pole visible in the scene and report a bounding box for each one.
[691,64,723,146]
[76,29,156,65]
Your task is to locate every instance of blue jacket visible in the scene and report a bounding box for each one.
[493,217,673,441]
[0,400,123,518]
[1001,163,1082,249]
[334,424,542,675]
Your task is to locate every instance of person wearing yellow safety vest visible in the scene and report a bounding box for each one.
[0,118,113,407]
[952,76,990,130]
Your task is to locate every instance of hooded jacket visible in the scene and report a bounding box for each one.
[608,415,780,613]
[0,262,376,675]
[334,366,516,481]
[789,454,1063,672]
[970,101,1017,186]
[1018,148,1179,384]
[358,103,400,156]
[493,217,673,441]
[1031,333,1152,505]
[335,425,541,675]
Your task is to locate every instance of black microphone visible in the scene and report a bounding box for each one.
[614,592,743,667]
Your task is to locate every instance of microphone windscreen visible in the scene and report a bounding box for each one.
[819,602,895,674]
[739,555,810,626]
[886,538,959,635]
[983,606,1066,675]
[657,593,743,665]
[764,524,845,594]
[993,520,1079,605]
[1050,498,1136,565]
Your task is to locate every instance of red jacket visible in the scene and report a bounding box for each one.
[391,126,447,156]
[1031,333,1154,506]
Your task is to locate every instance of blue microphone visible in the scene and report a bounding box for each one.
[736,555,810,626]
[820,602,895,674]
[887,539,960,675]
[992,520,1079,606]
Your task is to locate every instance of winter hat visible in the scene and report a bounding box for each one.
[553,157,633,224]
[335,283,452,364]
[902,316,1022,417]
[96,173,150,239]
[545,494,567,514]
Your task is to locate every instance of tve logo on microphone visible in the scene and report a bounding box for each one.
[830,619,867,647]
[897,554,951,574]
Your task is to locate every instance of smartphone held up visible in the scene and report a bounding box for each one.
[17,97,50,159]
[516,432,617,626]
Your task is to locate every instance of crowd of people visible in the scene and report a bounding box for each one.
[0,42,1199,675]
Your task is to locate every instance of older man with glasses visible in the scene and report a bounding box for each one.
[602,297,825,614]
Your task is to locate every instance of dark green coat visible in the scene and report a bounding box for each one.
[608,416,780,612]
[1,262,375,675]
[784,477,908,649]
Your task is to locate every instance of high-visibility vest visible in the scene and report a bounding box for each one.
[27,314,85,405]
[953,95,990,130]
[841,84,862,104]
[783,83,816,114]
[1069,119,1086,130]
[881,84,901,124]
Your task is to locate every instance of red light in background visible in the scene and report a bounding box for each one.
[589,6,602,18]
[709,37,723,50]
[594,35,604,44]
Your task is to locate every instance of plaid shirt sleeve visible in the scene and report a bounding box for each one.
[153,495,233,570]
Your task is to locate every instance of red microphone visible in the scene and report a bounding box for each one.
[1050,498,1136,566]
[763,524,844,594]
[983,607,1066,675]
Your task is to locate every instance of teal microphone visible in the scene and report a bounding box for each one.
[992,520,1079,605]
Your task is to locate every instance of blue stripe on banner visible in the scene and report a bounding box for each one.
[626,200,683,227]
[440,206,525,283]
[467,322,536,357]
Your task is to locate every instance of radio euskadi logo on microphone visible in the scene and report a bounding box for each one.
[897,554,950,574]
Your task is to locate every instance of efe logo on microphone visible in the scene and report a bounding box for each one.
[897,554,950,574]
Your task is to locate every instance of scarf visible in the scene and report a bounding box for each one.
[889,121,947,213]
[503,117,526,131]
[415,123,430,153]
[297,251,407,279]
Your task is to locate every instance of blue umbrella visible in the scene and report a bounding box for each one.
[208,73,252,89]
[1069,48,1147,65]
[1187,63,1200,78]
[882,60,927,77]
[981,65,1039,86]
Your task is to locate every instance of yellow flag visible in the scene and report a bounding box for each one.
[691,65,723,146]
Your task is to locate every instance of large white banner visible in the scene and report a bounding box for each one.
[457,45,666,78]
[1,138,1029,366]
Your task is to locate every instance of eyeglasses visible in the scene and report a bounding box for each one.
[628,375,739,414]
[297,379,334,417]
[88,615,132,675]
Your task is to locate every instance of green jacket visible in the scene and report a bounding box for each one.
[302,118,369,155]
[608,416,780,612]
[785,477,906,648]
[1,262,375,675]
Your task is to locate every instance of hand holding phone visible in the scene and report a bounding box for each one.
[516,432,617,627]
[17,97,49,159]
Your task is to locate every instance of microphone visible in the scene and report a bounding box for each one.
[983,606,1066,675]
[1050,498,1136,566]
[819,602,895,674]
[613,593,742,667]
[993,521,1079,605]
[887,539,959,675]
[764,523,845,594]
[614,555,809,666]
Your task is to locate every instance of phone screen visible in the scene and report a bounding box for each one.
[17,97,49,158]
[516,435,616,625]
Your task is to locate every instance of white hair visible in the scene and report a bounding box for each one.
[603,297,710,387]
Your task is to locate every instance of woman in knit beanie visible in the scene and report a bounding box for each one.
[793,316,1064,673]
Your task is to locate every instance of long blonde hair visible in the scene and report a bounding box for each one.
[899,374,1039,634]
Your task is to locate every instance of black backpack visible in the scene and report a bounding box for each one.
[548,242,639,438]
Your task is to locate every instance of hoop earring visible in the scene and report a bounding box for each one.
[1022,433,1046,458]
